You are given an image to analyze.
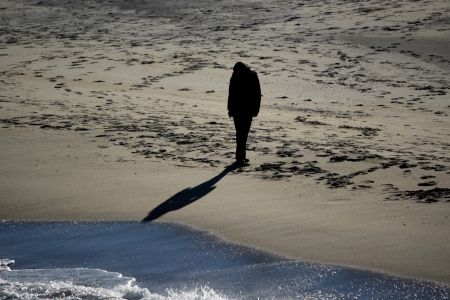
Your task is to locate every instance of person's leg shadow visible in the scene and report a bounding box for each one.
[142,163,238,222]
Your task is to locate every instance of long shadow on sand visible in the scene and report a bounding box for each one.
[142,163,238,222]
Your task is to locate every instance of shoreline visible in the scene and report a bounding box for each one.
[2,218,450,289]
[1,128,449,285]
[3,221,448,300]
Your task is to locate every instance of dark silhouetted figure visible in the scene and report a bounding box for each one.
[142,164,237,222]
[228,62,261,165]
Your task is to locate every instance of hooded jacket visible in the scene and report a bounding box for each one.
[227,69,261,116]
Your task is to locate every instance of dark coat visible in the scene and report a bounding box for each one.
[227,70,261,115]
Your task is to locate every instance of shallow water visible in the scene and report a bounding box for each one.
[0,221,448,299]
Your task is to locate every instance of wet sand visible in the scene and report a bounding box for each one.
[1,0,449,285]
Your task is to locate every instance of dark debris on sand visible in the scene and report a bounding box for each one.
[385,188,450,203]
[1,0,449,207]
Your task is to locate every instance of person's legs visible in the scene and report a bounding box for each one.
[233,115,253,162]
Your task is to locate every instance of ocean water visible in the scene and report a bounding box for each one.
[0,221,448,300]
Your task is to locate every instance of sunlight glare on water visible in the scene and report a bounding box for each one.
[0,221,448,299]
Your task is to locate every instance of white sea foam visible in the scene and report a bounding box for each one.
[0,259,14,269]
[0,261,230,300]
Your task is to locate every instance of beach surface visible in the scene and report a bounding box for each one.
[1,0,449,285]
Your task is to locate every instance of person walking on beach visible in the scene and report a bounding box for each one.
[228,62,261,166]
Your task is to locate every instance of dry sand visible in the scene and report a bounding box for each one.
[1,0,450,285]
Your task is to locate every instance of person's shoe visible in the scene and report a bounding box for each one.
[236,159,249,167]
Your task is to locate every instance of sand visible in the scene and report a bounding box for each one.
[1,0,449,285]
